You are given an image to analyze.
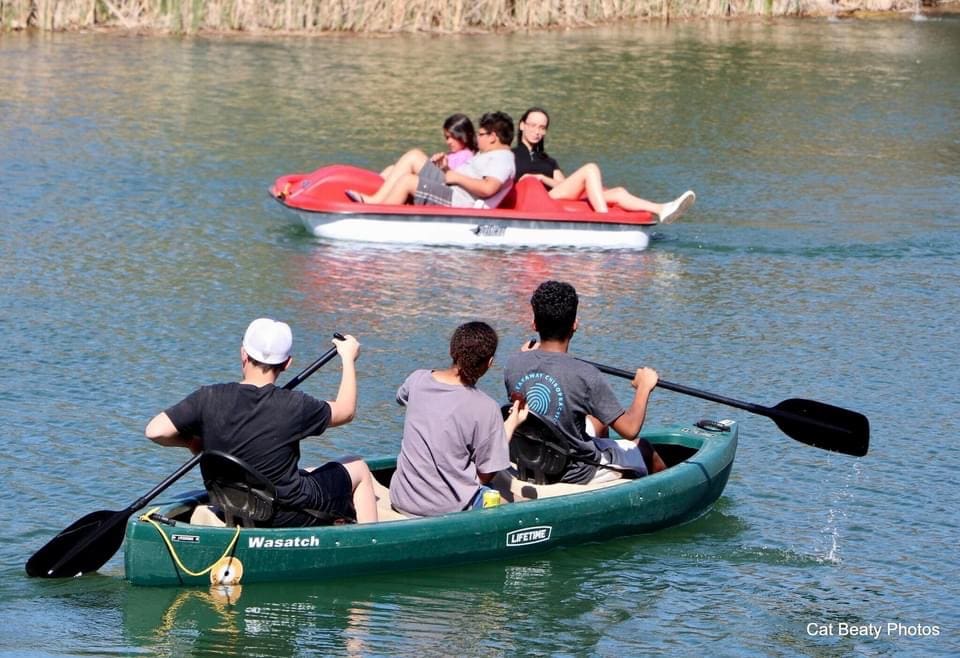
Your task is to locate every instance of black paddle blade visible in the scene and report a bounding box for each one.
[25,509,130,578]
[771,398,870,457]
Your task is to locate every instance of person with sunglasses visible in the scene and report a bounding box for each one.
[513,107,695,223]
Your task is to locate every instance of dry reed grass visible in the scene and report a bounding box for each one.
[0,0,942,33]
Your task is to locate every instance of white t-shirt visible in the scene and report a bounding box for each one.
[450,148,516,209]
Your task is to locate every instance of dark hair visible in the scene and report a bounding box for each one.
[450,321,498,387]
[247,356,286,375]
[531,281,578,341]
[478,111,514,147]
[518,107,550,154]
[443,113,478,153]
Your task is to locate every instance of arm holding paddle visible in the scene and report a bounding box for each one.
[326,334,360,427]
[608,366,658,440]
[503,397,529,441]
[607,367,668,474]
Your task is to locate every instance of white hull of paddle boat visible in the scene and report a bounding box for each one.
[295,212,651,250]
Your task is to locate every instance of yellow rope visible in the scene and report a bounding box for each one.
[140,507,242,577]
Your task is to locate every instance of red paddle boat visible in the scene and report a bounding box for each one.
[270,164,661,249]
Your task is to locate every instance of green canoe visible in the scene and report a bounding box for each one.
[124,420,738,587]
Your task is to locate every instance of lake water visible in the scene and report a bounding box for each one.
[2,15,959,656]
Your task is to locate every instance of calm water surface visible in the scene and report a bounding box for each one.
[1,16,958,656]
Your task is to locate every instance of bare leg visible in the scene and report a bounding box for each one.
[603,187,663,214]
[371,173,420,205]
[650,450,668,473]
[547,162,670,214]
[548,162,608,211]
[366,149,429,203]
[340,457,378,523]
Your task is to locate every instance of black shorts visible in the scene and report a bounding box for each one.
[271,462,357,527]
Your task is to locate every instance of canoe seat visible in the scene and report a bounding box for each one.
[499,177,565,212]
[370,476,413,521]
[504,408,571,485]
[200,451,347,527]
[492,468,629,501]
[200,451,278,527]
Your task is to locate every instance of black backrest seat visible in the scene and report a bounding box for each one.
[504,408,571,485]
[199,450,354,527]
[200,450,277,527]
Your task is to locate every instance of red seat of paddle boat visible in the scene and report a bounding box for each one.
[274,165,383,204]
[499,177,565,212]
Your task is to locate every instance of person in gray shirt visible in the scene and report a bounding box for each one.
[504,281,666,485]
[389,321,527,516]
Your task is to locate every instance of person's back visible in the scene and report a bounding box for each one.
[503,349,623,484]
[389,322,526,516]
[169,381,332,519]
[504,281,664,484]
[389,369,506,516]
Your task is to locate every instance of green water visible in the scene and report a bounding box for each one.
[1,16,958,656]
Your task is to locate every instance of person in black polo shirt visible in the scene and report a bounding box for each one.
[512,107,695,224]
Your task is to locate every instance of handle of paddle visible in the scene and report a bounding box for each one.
[282,333,347,391]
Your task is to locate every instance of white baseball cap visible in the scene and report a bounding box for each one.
[242,318,293,365]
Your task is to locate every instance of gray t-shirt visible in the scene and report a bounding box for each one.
[503,350,625,484]
[450,148,516,209]
[389,369,510,516]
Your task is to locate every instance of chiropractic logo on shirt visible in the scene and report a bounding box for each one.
[513,372,564,424]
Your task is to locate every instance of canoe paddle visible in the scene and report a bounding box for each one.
[577,359,869,457]
[25,334,346,579]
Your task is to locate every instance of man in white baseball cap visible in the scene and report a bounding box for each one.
[242,317,293,366]
[145,318,378,525]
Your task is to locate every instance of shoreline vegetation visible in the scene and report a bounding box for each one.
[1,0,955,34]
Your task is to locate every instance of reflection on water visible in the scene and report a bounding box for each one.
[118,555,630,655]
[291,242,682,321]
[114,511,752,656]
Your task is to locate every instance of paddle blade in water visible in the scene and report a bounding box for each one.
[771,398,870,457]
[25,509,130,578]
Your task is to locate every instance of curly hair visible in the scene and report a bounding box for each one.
[450,321,499,387]
[531,280,578,341]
